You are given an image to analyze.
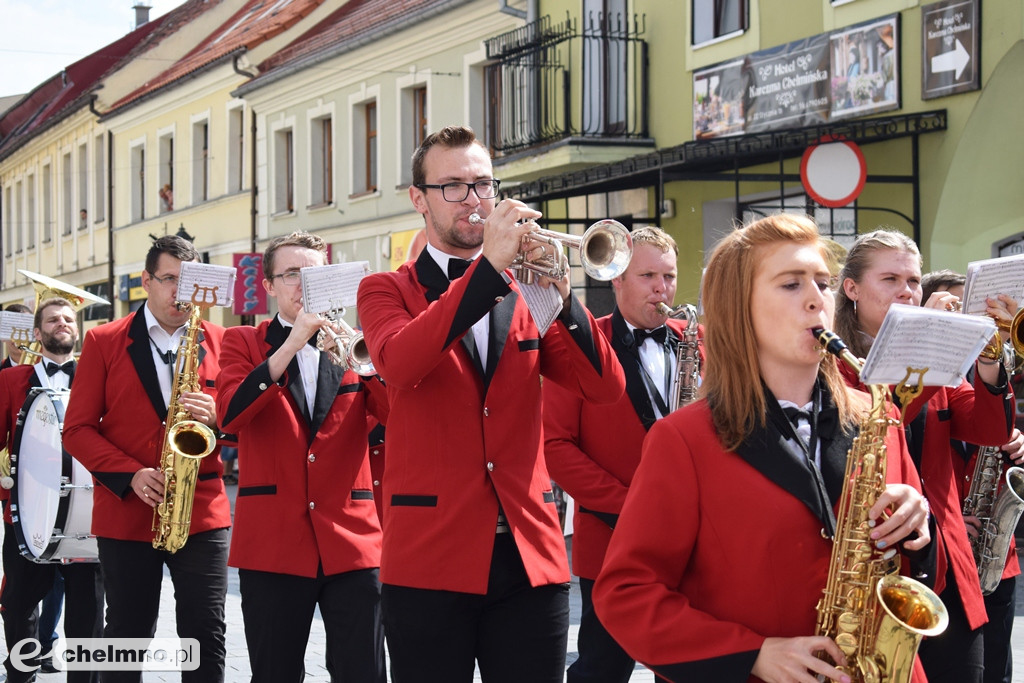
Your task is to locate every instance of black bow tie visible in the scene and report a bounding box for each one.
[45,360,74,377]
[782,406,811,424]
[447,258,473,280]
[634,327,667,346]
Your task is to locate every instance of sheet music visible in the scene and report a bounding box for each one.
[962,254,1024,315]
[177,262,236,307]
[300,262,370,314]
[0,312,35,343]
[519,281,563,336]
[861,303,996,387]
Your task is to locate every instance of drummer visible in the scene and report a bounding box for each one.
[0,297,104,683]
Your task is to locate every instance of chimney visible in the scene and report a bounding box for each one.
[133,3,152,29]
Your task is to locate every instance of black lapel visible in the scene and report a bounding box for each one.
[610,309,658,430]
[415,249,449,303]
[127,309,168,420]
[816,390,853,507]
[28,370,42,389]
[729,392,834,530]
[483,289,517,389]
[264,317,309,424]
[196,324,208,369]
[310,351,345,440]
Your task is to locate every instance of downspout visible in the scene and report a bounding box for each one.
[90,94,117,322]
[498,0,537,22]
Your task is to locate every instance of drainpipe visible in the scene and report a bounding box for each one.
[498,0,537,22]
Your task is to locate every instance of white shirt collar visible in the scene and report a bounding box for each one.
[425,242,482,279]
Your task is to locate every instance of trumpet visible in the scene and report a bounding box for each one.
[317,309,376,376]
[469,213,632,282]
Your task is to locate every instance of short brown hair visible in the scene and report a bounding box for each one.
[5,303,31,314]
[146,235,199,274]
[263,231,328,280]
[34,297,74,330]
[411,126,488,187]
[629,226,678,257]
[921,268,965,304]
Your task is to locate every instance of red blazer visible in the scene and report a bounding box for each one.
[357,251,625,594]
[842,364,1012,629]
[216,318,387,578]
[0,364,50,525]
[0,357,20,510]
[63,310,231,542]
[544,310,701,579]
[593,395,928,683]
[367,417,385,525]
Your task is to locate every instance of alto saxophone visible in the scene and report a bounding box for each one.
[813,328,948,683]
[962,445,1024,594]
[152,304,217,553]
[655,303,701,411]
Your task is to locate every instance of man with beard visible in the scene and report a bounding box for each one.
[357,126,625,683]
[0,298,104,683]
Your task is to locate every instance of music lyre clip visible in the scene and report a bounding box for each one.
[894,366,927,425]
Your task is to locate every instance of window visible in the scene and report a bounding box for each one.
[25,175,35,249]
[310,116,333,206]
[227,107,245,193]
[158,132,174,213]
[130,142,145,222]
[692,0,747,45]
[274,128,294,214]
[352,100,378,195]
[94,134,105,222]
[42,164,52,242]
[399,85,428,186]
[584,0,628,135]
[77,142,88,229]
[4,186,11,256]
[14,180,22,252]
[62,152,73,235]
[192,120,209,203]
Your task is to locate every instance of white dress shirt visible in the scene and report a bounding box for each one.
[279,314,319,418]
[427,243,490,369]
[143,303,186,407]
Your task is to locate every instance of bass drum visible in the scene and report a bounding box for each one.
[9,387,97,563]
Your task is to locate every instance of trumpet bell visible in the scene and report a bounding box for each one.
[579,220,633,281]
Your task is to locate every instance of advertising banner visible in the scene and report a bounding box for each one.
[232,253,267,316]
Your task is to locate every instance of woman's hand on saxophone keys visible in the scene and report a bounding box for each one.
[131,468,166,508]
[751,636,850,683]
[870,484,931,551]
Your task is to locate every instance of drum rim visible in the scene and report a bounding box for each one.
[10,387,71,563]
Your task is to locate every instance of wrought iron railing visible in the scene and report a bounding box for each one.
[484,11,648,156]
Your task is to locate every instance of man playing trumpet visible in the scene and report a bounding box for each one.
[357,125,625,683]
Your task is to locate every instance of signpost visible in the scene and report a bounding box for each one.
[922,0,980,99]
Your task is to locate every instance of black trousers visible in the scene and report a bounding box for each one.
[568,577,636,683]
[382,533,570,683]
[1,524,104,683]
[918,567,984,683]
[96,529,228,683]
[238,566,384,683]
[982,574,1015,683]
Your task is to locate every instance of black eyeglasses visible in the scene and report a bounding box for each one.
[414,179,501,202]
[269,271,302,286]
[148,272,180,287]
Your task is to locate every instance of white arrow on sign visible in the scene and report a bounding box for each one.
[931,38,970,79]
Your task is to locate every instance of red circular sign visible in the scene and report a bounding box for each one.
[800,135,867,208]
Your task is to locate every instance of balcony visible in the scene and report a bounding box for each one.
[484,11,649,159]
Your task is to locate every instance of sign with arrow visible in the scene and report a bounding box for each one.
[922,0,980,99]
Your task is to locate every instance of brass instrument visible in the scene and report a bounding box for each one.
[813,327,948,683]
[152,303,217,553]
[0,271,109,489]
[655,302,701,411]
[316,307,375,376]
[468,213,633,282]
[976,307,1024,362]
[963,447,1024,594]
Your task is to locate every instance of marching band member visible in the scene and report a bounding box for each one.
[921,268,1023,683]
[835,229,1015,683]
[593,214,932,682]
[0,298,103,683]
[357,126,625,683]
[543,226,702,683]
[0,303,32,369]
[64,235,230,683]
[216,231,389,683]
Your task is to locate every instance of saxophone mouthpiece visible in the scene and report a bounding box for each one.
[812,327,847,357]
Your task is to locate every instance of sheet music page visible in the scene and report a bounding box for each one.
[961,254,1024,315]
[0,311,35,342]
[861,303,996,386]
[300,262,370,314]
[177,262,237,307]
[518,281,563,336]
